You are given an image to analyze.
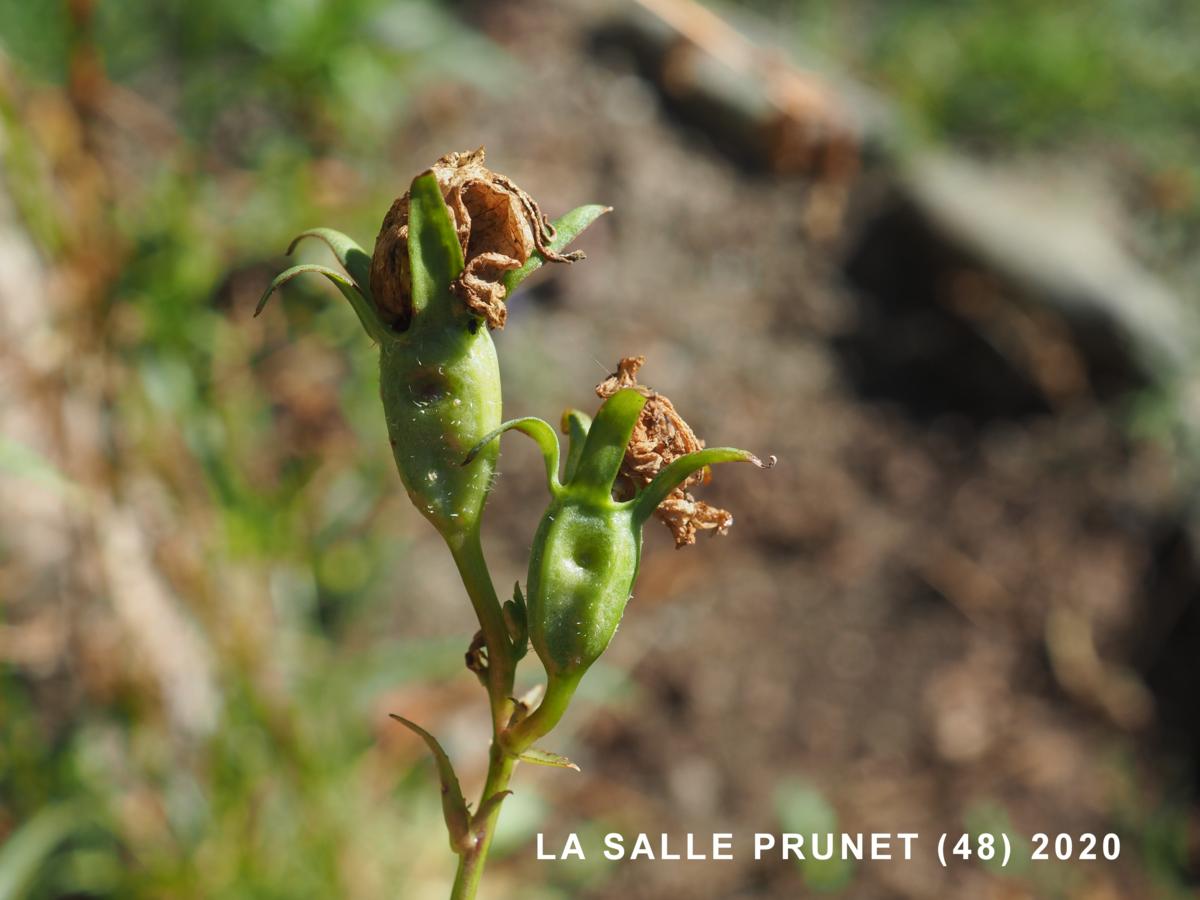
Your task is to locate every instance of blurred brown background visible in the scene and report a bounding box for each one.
[1,0,1198,897]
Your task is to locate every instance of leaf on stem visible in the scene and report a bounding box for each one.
[518,747,581,772]
[389,714,473,853]
[632,448,775,528]
[568,388,647,498]
[462,417,562,491]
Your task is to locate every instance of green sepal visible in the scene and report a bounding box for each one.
[518,747,581,771]
[287,228,374,302]
[255,262,387,344]
[502,204,610,295]
[568,388,647,500]
[560,409,592,484]
[463,416,562,492]
[389,715,472,855]
[407,171,465,324]
[504,582,528,660]
[632,448,772,526]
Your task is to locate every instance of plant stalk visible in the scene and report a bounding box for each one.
[447,526,515,732]
[503,674,581,756]
[449,745,516,900]
[445,525,519,899]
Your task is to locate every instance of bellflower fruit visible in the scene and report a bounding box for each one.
[257,152,606,543]
[465,371,773,752]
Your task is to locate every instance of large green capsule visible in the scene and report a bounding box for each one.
[527,492,642,677]
[258,172,501,542]
[375,173,501,540]
[258,168,606,543]
[378,326,501,539]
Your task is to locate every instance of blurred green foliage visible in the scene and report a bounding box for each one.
[772,779,854,892]
[738,0,1200,275]
[0,1,522,897]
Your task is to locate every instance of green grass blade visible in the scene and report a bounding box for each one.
[0,805,81,900]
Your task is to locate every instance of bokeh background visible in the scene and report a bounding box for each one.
[2,1,1199,897]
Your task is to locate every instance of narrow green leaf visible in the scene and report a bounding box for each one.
[502,204,611,295]
[406,171,465,322]
[560,409,592,483]
[518,747,581,772]
[389,715,472,853]
[568,388,647,499]
[255,263,387,343]
[0,805,81,900]
[287,228,373,301]
[463,417,562,492]
[632,448,774,526]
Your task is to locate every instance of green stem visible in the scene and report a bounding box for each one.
[449,746,516,900]
[503,674,582,756]
[447,526,515,733]
[445,525,519,899]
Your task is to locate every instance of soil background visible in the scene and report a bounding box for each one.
[450,3,1199,897]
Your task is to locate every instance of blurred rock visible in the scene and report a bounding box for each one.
[900,154,1193,385]
[838,156,1196,424]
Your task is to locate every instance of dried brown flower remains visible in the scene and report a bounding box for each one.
[370,148,583,331]
[596,356,735,547]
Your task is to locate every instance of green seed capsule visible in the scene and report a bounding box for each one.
[467,386,771,749]
[378,318,501,537]
[375,172,502,539]
[525,390,647,678]
[257,172,499,541]
[258,159,607,543]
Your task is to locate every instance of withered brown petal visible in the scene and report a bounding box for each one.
[596,356,733,547]
[369,147,580,332]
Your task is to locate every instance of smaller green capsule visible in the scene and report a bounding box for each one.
[527,494,641,677]
[469,389,771,688]
[525,390,647,679]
